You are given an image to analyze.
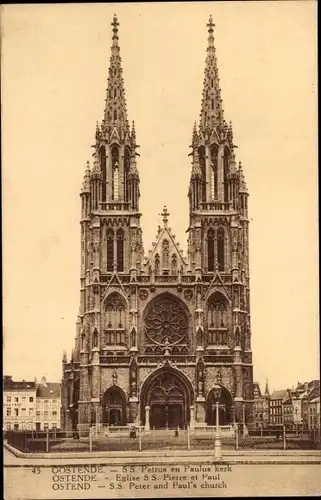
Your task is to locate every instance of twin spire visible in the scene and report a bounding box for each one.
[103,15,129,134]
[199,15,224,131]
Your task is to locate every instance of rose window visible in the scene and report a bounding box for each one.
[144,295,188,346]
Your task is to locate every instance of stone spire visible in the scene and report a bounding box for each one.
[264,378,270,396]
[199,15,224,131]
[103,15,130,134]
[81,161,91,192]
[238,161,248,193]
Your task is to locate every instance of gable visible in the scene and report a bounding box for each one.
[143,226,187,270]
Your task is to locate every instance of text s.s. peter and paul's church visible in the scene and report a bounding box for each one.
[61,15,254,432]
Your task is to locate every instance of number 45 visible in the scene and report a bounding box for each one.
[31,467,41,474]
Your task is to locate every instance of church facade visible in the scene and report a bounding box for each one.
[61,15,254,432]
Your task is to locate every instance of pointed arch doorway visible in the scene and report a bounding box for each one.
[102,386,127,426]
[140,367,194,429]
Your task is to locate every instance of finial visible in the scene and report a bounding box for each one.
[131,120,136,141]
[160,206,170,227]
[62,350,67,363]
[238,160,242,171]
[112,14,119,37]
[207,15,215,33]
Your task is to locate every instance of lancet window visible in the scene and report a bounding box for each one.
[217,227,225,271]
[210,144,218,200]
[207,292,229,346]
[100,146,107,202]
[104,293,126,346]
[207,228,215,272]
[106,229,114,272]
[198,146,206,202]
[223,147,229,203]
[116,228,124,272]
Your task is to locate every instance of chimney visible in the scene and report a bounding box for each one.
[41,376,47,387]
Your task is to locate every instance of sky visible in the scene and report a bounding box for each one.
[1,2,318,393]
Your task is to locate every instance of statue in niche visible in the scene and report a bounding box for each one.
[112,370,117,385]
[93,330,98,348]
[131,328,136,348]
[197,328,203,346]
[235,329,240,346]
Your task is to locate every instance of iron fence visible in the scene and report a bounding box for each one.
[5,425,321,454]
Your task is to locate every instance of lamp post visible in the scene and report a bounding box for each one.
[294,407,298,436]
[213,384,222,460]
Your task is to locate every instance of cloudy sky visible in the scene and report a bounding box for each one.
[2,2,318,392]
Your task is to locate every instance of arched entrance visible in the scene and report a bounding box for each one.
[206,385,233,425]
[102,386,127,426]
[140,367,194,429]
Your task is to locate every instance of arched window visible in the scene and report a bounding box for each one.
[104,293,126,346]
[92,328,98,348]
[207,293,229,345]
[223,147,229,203]
[207,228,215,272]
[155,254,160,274]
[162,239,169,268]
[106,229,114,272]
[171,253,177,275]
[210,145,218,200]
[198,146,206,202]
[116,228,124,272]
[114,87,117,98]
[124,148,131,201]
[111,146,119,201]
[211,98,214,110]
[217,227,225,271]
[100,146,107,202]
[113,109,117,121]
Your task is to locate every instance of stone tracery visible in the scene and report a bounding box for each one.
[144,294,188,347]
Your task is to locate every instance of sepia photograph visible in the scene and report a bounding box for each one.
[2,1,320,498]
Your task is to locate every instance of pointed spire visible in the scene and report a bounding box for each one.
[238,161,248,193]
[91,151,101,179]
[265,378,270,395]
[95,121,101,141]
[131,120,136,144]
[199,16,224,130]
[192,121,198,145]
[103,15,129,134]
[81,161,91,192]
[128,150,139,179]
[191,146,202,179]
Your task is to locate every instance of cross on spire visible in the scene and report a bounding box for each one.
[207,15,215,33]
[160,205,170,226]
[111,14,119,37]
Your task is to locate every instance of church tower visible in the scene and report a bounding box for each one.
[61,15,254,433]
[187,16,253,424]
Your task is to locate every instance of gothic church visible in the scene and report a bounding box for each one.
[61,15,254,432]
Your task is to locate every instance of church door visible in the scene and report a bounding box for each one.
[146,372,189,429]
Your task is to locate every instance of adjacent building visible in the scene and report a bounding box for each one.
[61,15,255,432]
[269,390,287,426]
[3,376,37,431]
[253,380,270,428]
[35,377,61,431]
[3,375,61,431]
